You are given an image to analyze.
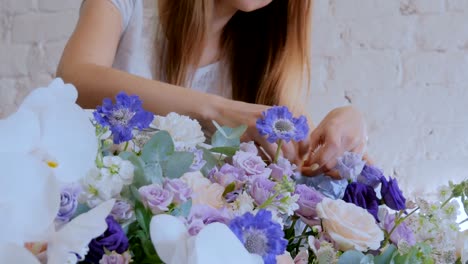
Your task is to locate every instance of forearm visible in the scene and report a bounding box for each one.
[57,62,225,127]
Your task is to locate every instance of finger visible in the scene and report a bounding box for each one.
[302,145,339,176]
[350,140,366,155]
[363,153,374,165]
[255,136,277,162]
[325,170,341,179]
[306,127,322,156]
[281,141,296,162]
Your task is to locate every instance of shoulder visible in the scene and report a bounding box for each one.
[107,0,140,30]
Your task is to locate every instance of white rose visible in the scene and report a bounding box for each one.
[457,230,468,263]
[152,112,205,150]
[316,198,384,251]
[181,171,225,209]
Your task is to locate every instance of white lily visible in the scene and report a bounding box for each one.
[150,214,263,264]
[0,243,41,264]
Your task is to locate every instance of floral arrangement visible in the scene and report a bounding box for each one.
[0,79,466,264]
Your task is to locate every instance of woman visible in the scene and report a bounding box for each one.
[57,0,368,177]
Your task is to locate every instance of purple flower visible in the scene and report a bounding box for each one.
[380,177,406,210]
[233,151,272,179]
[358,165,384,188]
[56,185,81,222]
[110,200,134,223]
[86,216,129,263]
[187,205,231,236]
[268,156,296,181]
[229,210,287,264]
[335,152,366,181]
[99,251,132,264]
[163,178,192,205]
[239,142,258,155]
[189,148,206,172]
[138,184,173,214]
[294,184,324,226]
[249,177,276,206]
[256,106,309,143]
[383,213,416,246]
[93,92,154,144]
[343,182,380,221]
[209,163,247,189]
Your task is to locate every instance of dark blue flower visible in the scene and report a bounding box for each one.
[343,182,380,221]
[229,210,287,264]
[93,92,154,144]
[380,177,406,210]
[357,165,384,188]
[256,106,309,143]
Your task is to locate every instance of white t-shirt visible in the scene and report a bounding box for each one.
[105,0,232,98]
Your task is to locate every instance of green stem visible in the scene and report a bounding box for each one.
[123,141,129,152]
[440,195,454,208]
[295,225,309,255]
[459,218,468,225]
[273,140,283,164]
[259,191,280,209]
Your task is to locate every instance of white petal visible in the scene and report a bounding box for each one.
[191,223,263,264]
[0,153,60,244]
[0,243,41,264]
[0,108,39,154]
[47,199,115,264]
[150,214,189,264]
[21,78,78,110]
[38,103,97,183]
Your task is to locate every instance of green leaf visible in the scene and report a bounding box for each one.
[375,245,398,264]
[144,162,163,185]
[135,201,152,235]
[211,123,247,148]
[73,203,90,217]
[171,200,192,218]
[210,146,239,157]
[119,151,147,188]
[200,148,218,176]
[337,250,365,264]
[130,185,142,201]
[141,131,174,163]
[222,182,236,197]
[162,151,194,179]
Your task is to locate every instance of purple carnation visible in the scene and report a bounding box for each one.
[93,92,154,144]
[138,184,173,214]
[110,200,134,223]
[249,177,276,206]
[189,148,206,172]
[383,213,416,246]
[256,106,309,143]
[380,177,406,210]
[86,216,129,263]
[358,165,384,188]
[229,210,287,264]
[335,152,366,181]
[294,184,325,226]
[343,182,380,221]
[187,205,231,236]
[232,151,271,179]
[209,163,247,189]
[56,185,81,222]
[268,156,296,181]
[163,178,192,205]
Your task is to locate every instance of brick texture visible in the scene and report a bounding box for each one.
[0,0,467,196]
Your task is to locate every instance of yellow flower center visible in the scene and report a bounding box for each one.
[47,161,59,168]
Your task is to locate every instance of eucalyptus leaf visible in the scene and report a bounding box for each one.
[163,151,194,179]
[119,151,147,188]
[210,146,239,157]
[374,244,398,264]
[337,250,366,264]
[171,200,192,218]
[211,123,247,147]
[130,185,142,202]
[144,162,163,184]
[73,203,91,217]
[141,131,174,163]
[200,148,218,176]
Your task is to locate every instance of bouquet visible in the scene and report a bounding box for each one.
[0,79,466,264]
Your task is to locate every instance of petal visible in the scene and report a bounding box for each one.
[47,199,115,264]
[0,153,60,244]
[150,214,189,264]
[21,78,78,110]
[191,223,263,264]
[0,243,41,264]
[0,108,39,154]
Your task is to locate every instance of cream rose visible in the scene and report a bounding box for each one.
[180,171,225,209]
[316,198,384,251]
[456,230,468,263]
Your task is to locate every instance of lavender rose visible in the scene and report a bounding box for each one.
[269,157,296,181]
[99,251,132,264]
[335,152,366,181]
[239,142,258,155]
[56,185,81,222]
[110,200,134,223]
[357,165,384,188]
[86,216,129,263]
[187,205,231,235]
[249,177,276,206]
[138,184,173,214]
[233,151,272,179]
[343,182,380,221]
[163,178,192,205]
[189,148,207,172]
[383,213,415,246]
[294,184,325,225]
[209,163,247,189]
[380,177,406,210]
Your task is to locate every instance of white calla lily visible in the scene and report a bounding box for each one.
[150,214,263,264]
[0,243,41,264]
[47,199,116,264]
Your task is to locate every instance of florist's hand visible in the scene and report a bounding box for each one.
[300,106,368,178]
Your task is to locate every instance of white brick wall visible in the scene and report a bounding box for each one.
[0,0,467,196]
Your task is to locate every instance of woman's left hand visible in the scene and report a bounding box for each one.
[298,106,369,178]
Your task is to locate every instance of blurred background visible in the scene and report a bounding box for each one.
[0,0,467,196]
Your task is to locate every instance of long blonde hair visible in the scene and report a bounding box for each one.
[158,0,312,114]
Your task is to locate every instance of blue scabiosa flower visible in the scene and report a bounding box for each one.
[229,210,287,264]
[93,92,154,144]
[256,106,309,143]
